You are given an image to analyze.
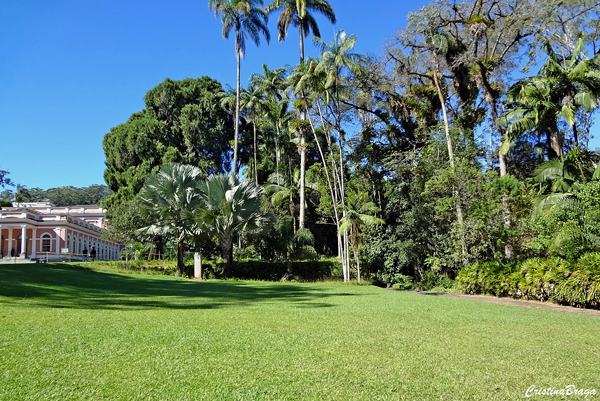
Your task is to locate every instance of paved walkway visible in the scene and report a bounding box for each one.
[410,291,600,317]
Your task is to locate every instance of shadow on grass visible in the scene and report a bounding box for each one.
[0,264,356,310]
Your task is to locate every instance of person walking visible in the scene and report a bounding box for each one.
[82,247,88,262]
[90,247,96,262]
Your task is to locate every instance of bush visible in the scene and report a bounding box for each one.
[457,254,600,308]
[415,270,456,291]
[390,274,413,290]
[456,260,513,296]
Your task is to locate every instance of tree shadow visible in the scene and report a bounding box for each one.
[0,264,357,310]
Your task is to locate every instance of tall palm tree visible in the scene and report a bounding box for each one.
[208,0,270,174]
[239,83,267,184]
[314,30,366,94]
[249,64,289,185]
[266,0,336,64]
[262,97,292,185]
[138,163,204,276]
[196,173,272,277]
[314,30,368,278]
[339,191,384,283]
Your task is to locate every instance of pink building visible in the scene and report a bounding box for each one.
[0,202,123,261]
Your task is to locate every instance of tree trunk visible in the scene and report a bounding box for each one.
[194,251,202,280]
[299,20,304,64]
[307,111,341,257]
[486,91,515,260]
[253,120,258,185]
[315,102,344,263]
[432,66,466,256]
[275,128,281,185]
[233,33,241,174]
[221,237,233,278]
[298,130,306,229]
[176,240,185,277]
[352,244,360,283]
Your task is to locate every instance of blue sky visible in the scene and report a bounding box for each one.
[0,0,597,190]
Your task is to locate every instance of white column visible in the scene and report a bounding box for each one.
[30,228,37,258]
[0,224,3,258]
[8,228,13,257]
[54,228,61,255]
[20,225,27,258]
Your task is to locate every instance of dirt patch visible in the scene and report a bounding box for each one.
[405,290,600,318]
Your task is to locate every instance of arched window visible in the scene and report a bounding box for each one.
[41,233,52,253]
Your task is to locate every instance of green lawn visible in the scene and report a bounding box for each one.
[1,264,599,400]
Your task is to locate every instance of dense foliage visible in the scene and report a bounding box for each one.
[457,254,600,308]
[94,0,600,291]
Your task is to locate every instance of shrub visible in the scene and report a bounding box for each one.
[415,270,456,291]
[456,260,512,296]
[390,274,413,290]
[457,254,600,308]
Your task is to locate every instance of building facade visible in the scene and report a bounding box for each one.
[0,202,123,261]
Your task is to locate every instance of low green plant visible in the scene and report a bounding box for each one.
[390,274,413,290]
[415,270,456,291]
[457,254,600,308]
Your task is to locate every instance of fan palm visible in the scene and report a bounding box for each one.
[266,0,336,64]
[196,173,272,277]
[138,163,204,276]
[208,0,270,174]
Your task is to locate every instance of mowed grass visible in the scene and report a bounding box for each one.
[1,264,599,400]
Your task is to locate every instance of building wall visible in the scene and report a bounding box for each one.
[0,203,123,260]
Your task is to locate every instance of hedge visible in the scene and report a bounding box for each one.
[456,253,600,309]
[74,258,342,282]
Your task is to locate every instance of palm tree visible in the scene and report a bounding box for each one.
[313,30,368,278]
[249,63,286,99]
[138,163,204,276]
[208,0,270,174]
[533,146,597,213]
[314,30,366,94]
[266,0,336,64]
[262,97,292,185]
[266,168,317,233]
[501,38,600,159]
[196,173,272,277]
[239,83,267,184]
[339,191,384,283]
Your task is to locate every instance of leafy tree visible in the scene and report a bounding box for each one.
[138,163,204,276]
[196,173,272,277]
[103,77,232,211]
[0,170,13,188]
[209,0,270,174]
